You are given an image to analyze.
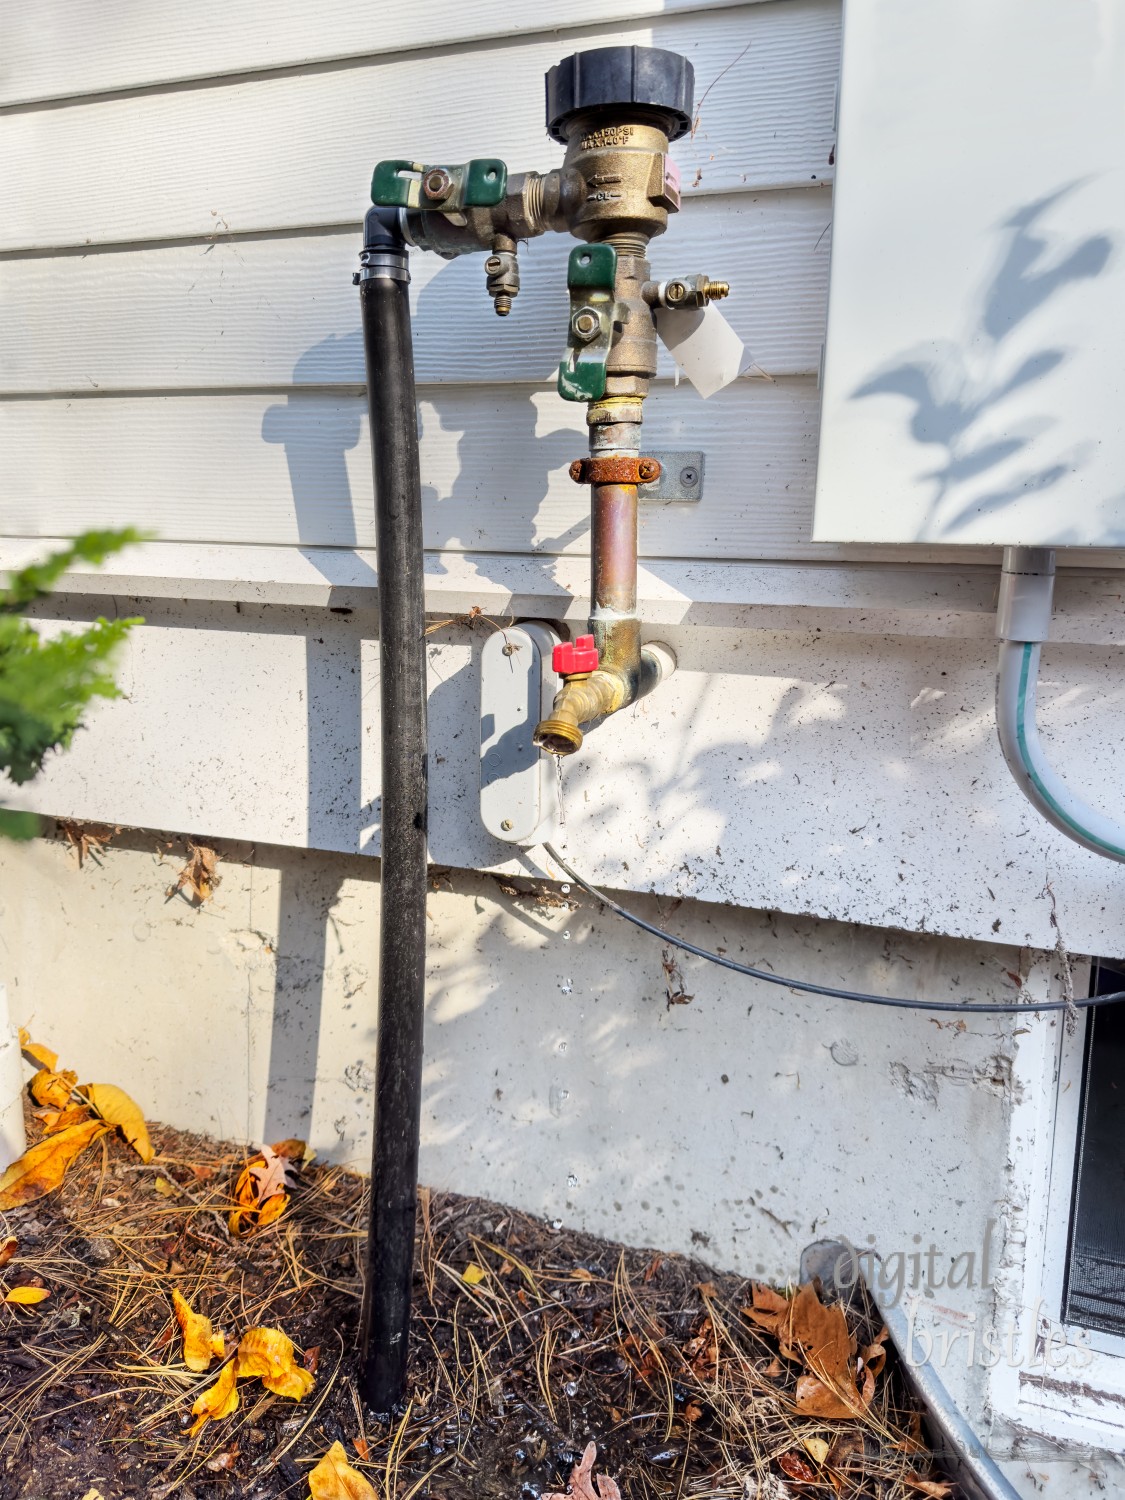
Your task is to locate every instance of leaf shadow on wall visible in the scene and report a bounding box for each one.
[849,184,1115,542]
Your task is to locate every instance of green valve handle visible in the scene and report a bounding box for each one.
[371,158,507,213]
[558,244,620,403]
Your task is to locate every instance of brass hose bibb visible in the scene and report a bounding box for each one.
[369,45,730,757]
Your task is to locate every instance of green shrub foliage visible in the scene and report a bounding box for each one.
[0,531,144,837]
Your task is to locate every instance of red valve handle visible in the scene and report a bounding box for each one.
[553,634,599,676]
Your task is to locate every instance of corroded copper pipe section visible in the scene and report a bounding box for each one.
[592,480,638,618]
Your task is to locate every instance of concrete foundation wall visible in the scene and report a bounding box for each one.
[0,833,1041,1412]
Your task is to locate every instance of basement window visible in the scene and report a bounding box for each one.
[1063,959,1125,1337]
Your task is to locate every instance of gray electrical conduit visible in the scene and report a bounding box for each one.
[996,546,1125,862]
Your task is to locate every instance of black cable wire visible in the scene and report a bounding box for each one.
[543,844,1125,1016]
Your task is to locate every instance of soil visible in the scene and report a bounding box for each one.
[0,1119,943,1500]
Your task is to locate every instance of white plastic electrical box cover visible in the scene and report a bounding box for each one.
[814,0,1125,547]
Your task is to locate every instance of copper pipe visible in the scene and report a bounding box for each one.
[592,481,638,618]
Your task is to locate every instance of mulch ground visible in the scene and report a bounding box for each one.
[0,1118,947,1500]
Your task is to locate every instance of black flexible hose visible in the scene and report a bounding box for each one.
[544,845,1124,1015]
[357,211,428,1411]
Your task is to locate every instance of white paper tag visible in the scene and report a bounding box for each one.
[656,304,750,399]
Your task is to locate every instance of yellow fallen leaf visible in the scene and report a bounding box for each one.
[0,1237,16,1270]
[83,1082,154,1163]
[235,1326,315,1400]
[172,1289,225,1372]
[79,1489,106,1500]
[18,1028,58,1072]
[188,1360,239,1434]
[154,1176,178,1198]
[0,1119,108,1210]
[462,1263,487,1286]
[29,1067,78,1109]
[803,1437,830,1466]
[255,1192,289,1229]
[36,1103,92,1135]
[4,1286,49,1305]
[308,1439,377,1499]
[270,1137,308,1161]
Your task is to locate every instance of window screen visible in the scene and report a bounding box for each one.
[1064,960,1125,1336]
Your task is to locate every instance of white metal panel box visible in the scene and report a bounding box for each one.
[814,0,1125,547]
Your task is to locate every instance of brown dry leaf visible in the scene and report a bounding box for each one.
[778,1451,818,1484]
[903,1479,954,1498]
[83,1081,155,1163]
[172,1289,225,1372]
[188,1360,239,1435]
[168,841,221,905]
[354,1436,370,1462]
[308,1440,377,1500]
[29,1067,78,1109]
[0,1238,17,1270]
[794,1369,867,1420]
[544,1442,621,1500]
[826,1432,867,1471]
[250,1142,301,1198]
[229,1143,300,1236]
[0,1119,108,1210]
[58,819,118,868]
[746,1281,869,1418]
[235,1326,315,1400]
[861,1330,888,1377]
[4,1286,49,1305]
[685,1315,719,1380]
[743,1284,797,1354]
[17,1028,57,1072]
[788,1281,854,1381]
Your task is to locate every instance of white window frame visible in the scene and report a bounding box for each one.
[991,990,1125,1450]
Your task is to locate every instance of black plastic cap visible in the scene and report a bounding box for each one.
[545,45,694,144]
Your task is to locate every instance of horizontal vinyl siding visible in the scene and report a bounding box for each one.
[1,0,846,564]
[0,3,839,251]
[0,0,777,107]
[0,192,830,392]
[0,380,820,554]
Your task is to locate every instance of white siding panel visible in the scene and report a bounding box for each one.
[0,0,782,107]
[0,380,819,555]
[0,193,830,392]
[0,2,839,250]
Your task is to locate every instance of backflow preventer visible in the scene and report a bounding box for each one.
[355,45,725,1410]
[367,45,727,758]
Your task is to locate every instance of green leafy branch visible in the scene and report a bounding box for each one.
[0,530,145,838]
